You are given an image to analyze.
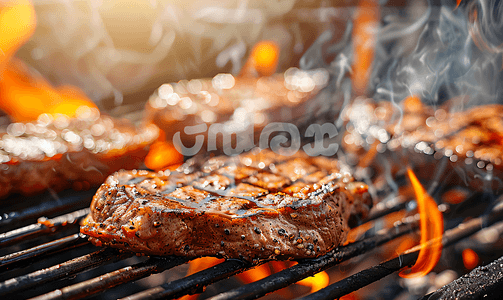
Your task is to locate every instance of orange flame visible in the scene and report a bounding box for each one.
[144,131,184,170]
[251,41,280,77]
[399,168,444,278]
[179,257,224,300]
[296,270,330,293]
[240,40,280,78]
[462,248,479,270]
[352,0,380,95]
[237,261,329,294]
[237,263,273,283]
[0,59,98,122]
[0,0,36,72]
[0,0,97,122]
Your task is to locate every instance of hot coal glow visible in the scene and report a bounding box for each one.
[399,168,444,279]
[236,261,330,294]
[245,40,280,77]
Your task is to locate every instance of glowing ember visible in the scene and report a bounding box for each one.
[352,0,379,95]
[237,261,329,294]
[237,263,273,283]
[462,248,479,270]
[241,40,280,77]
[340,293,359,300]
[442,188,470,205]
[296,270,330,293]
[0,0,97,122]
[399,168,444,278]
[144,134,184,170]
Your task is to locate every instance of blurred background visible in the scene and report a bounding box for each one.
[15,0,351,109]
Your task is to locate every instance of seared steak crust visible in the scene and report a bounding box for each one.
[0,110,158,198]
[81,149,372,261]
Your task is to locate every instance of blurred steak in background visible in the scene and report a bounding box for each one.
[0,108,158,198]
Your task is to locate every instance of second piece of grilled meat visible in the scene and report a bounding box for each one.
[342,97,503,192]
[145,68,329,151]
[0,109,159,198]
[81,149,372,261]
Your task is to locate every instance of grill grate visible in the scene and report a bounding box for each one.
[299,199,503,300]
[1,189,503,299]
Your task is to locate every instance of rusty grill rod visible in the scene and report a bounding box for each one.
[297,198,503,300]
[0,208,89,247]
[31,256,189,300]
[0,248,132,296]
[0,233,88,272]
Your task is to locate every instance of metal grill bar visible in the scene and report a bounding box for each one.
[121,203,420,300]
[32,256,189,300]
[0,208,89,247]
[0,189,95,229]
[0,192,414,299]
[298,199,503,300]
[123,259,251,300]
[419,255,503,300]
[0,248,131,295]
[1,190,496,300]
[299,251,418,300]
[206,214,418,300]
[0,233,88,271]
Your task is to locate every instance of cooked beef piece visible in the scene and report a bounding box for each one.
[145,69,328,150]
[342,97,503,191]
[81,149,372,261]
[0,109,159,198]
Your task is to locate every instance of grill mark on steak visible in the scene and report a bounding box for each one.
[81,149,372,261]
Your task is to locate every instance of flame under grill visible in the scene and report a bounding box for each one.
[1,185,503,300]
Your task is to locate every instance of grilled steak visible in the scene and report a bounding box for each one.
[0,109,159,198]
[342,97,503,191]
[145,68,329,150]
[81,149,372,261]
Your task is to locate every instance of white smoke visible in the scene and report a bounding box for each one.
[17,0,334,106]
